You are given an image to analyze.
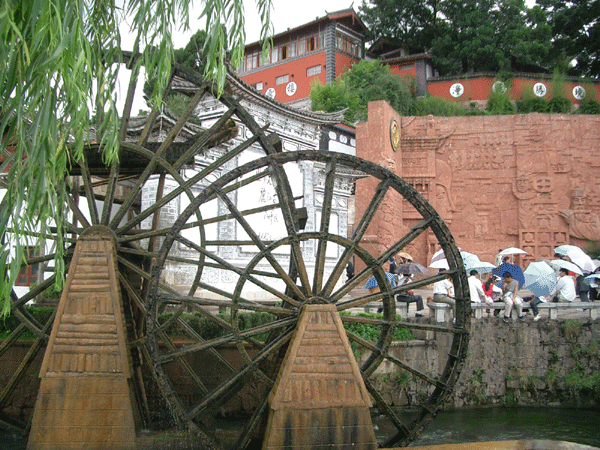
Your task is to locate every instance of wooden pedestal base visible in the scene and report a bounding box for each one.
[262,304,377,450]
[27,227,137,450]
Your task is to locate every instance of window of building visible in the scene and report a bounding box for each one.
[253,82,263,90]
[275,75,289,85]
[298,33,324,55]
[245,51,260,71]
[336,32,361,57]
[307,65,321,77]
[16,247,39,286]
[272,42,298,63]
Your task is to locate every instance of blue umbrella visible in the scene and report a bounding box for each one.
[492,262,525,287]
[524,261,557,297]
[364,271,398,289]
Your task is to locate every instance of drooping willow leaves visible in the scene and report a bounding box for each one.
[0,0,272,316]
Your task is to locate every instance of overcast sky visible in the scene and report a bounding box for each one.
[170,0,357,47]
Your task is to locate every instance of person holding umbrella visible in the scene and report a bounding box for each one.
[502,272,525,323]
[522,260,558,322]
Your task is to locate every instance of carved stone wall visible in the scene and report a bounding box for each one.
[356,102,600,267]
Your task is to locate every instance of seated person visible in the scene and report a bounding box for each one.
[521,295,548,322]
[432,269,455,317]
[482,274,502,316]
[468,270,491,304]
[502,272,524,323]
[396,273,425,317]
[549,268,576,302]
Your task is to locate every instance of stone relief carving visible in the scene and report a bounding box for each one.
[435,159,456,219]
[378,153,396,172]
[559,189,600,241]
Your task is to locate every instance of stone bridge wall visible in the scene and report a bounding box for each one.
[371,318,600,409]
[356,102,600,267]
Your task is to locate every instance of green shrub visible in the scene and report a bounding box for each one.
[564,371,600,400]
[487,90,515,114]
[156,310,276,341]
[411,95,469,116]
[577,100,600,114]
[547,96,572,113]
[0,306,55,339]
[517,97,548,113]
[340,311,414,342]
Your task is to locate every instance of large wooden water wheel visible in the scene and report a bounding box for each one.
[0,54,296,434]
[146,149,470,449]
[0,55,469,448]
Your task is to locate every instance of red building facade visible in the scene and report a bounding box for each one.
[237,9,367,107]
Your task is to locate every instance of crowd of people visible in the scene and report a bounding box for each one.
[357,247,600,322]
[446,249,599,322]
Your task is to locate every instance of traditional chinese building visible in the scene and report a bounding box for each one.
[237,8,368,109]
[139,71,358,298]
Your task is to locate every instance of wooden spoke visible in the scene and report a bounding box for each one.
[109,88,208,229]
[0,309,56,409]
[154,317,296,366]
[172,235,302,307]
[185,327,294,420]
[74,161,98,226]
[66,187,92,229]
[212,190,307,302]
[155,293,295,317]
[312,155,337,294]
[363,377,411,441]
[233,388,271,450]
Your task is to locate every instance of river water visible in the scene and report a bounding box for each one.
[374,407,600,448]
[3,407,599,449]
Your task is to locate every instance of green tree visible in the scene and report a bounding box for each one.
[537,0,600,78]
[0,0,273,315]
[311,60,413,123]
[359,0,552,76]
[433,0,552,75]
[359,0,444,53]
[174,29,208,70]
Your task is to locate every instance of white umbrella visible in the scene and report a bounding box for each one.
[550,259,584,276]
[460,251,481,268]
[429,251,479,271]
[499,247,527,256]
[430,247,461,264]
[466,261,496,274]
[583,274,600,286]
[524,261,557,297]
[553,245,595,273]
[429,259,450,269]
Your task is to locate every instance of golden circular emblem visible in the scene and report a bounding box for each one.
[390,118,400,152]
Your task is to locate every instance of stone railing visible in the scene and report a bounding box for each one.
[428,300,600,323]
